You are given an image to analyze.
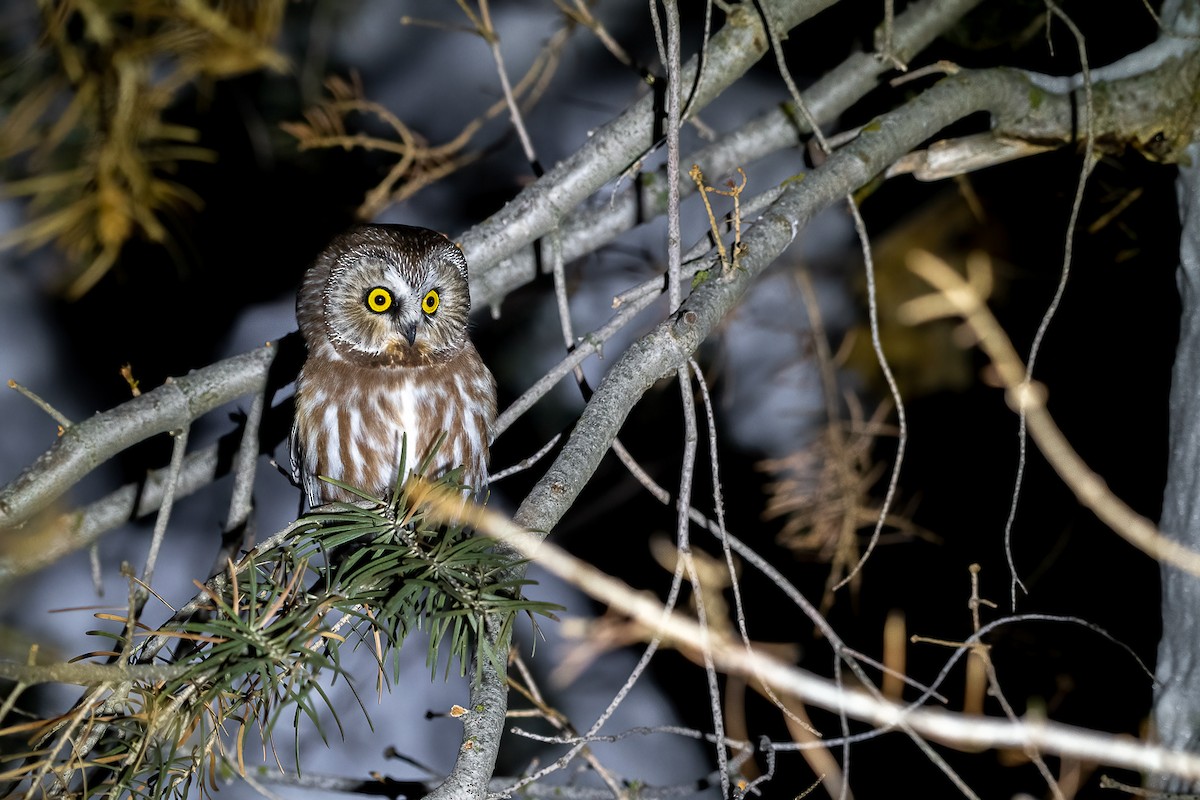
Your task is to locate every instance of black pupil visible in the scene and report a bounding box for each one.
[426,295,435,308]
[373,293,386,307]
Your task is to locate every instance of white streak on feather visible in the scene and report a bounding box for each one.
[395,378,421,482]
[321,404,342,475]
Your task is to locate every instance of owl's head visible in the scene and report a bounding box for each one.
[298,225,473,367]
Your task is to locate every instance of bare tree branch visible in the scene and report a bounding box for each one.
[0,343,280,530]
[457,0,840,298]
[468,0,988,312]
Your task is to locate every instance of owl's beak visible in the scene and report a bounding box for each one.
[402,320,418,346]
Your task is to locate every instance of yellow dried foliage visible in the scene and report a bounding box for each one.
[282,8,573,221]
[0,0,288,298]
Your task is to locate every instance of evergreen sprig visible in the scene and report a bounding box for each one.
[1,464,558,800]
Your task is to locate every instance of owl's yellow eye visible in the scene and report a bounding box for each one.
[422,289,440,314]
[366,287,392,313]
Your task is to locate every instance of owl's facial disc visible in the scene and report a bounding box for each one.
[319,242,469,367]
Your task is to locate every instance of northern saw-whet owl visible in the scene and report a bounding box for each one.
[289,224,497,507]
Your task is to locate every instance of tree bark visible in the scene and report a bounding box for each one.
[1155,4,1200,791]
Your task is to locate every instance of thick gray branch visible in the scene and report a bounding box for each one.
[467,0,988,312]
[421,626,510,800]
[511,67,1035,537]
[1152,140,1200,794]
[0,344,278,530]
[462,0,841,310]
[1008,47,1200,161]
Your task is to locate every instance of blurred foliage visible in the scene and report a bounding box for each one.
[846,188,1003,398]
[0,0,288,299]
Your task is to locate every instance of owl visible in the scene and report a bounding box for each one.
[289,224,497,507]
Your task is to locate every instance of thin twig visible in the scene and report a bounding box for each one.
[140,423,189,592]
[692,355,829,743]
[547,229,584,388]
[660,3,729,789]
[965,565,1065,800]
[757,0,909,601]
[663,1,684,314]
[479,0,543,175]
[7,379,73,430]
[217,388,265,564]
[1004,0,1096,609]
[488,434,562,483]
[835,202,908,595]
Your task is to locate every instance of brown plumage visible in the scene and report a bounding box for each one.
[289,224,496,506]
